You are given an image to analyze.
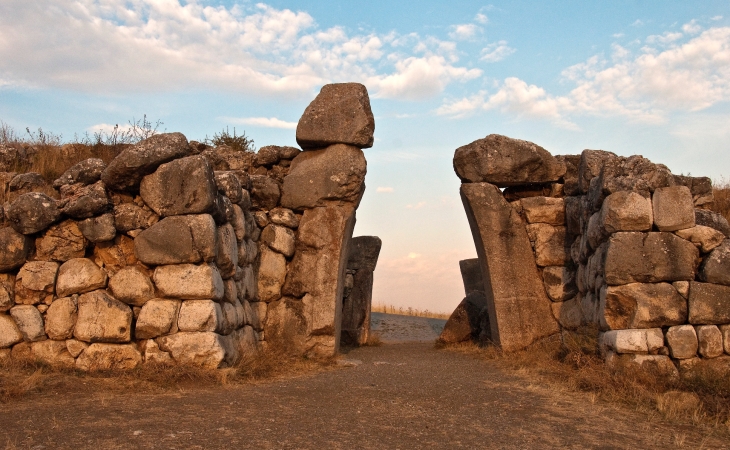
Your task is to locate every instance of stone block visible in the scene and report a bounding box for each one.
[599,191,653,234]
[347,236,382,272]
[75,343,142,371]
[35,220,87,262]
[458,258,484,296]
[696,325,723,358]
[78,213,117,242]
[231,204,246,242]
[135,214,217,266]
[93,234,136,275]
[153,264,224,301]
[65,339,88,357]
[606,353,679,378]
[577,150,619,194]
[600,328,664,354]
[0,227,32,272]
[550,296,583,329]
[102,132,191,192]
[695,209,730,237]
[177,300,222,333]
[542,266,578,302]
[135,299,180,339]
[214,171,243,204]
[56,258,108,297]
[216,223,239,279]
[140,155,217,217]
[675,226,725,253]
[261,224,295,257]
[699,239,730,286]
[6,192,60,234]
[156,331,229,368]
[599,283,687,330]
[53,158,106,188]
[45,297,77,340]
[438,291,489,345]
[249,175,281,210]
[526,224,569,267]
[268,207,299,229]
[0,314,23,348]
[14,261,58,305]
[454,134,565,187]
[520,197,565,225]
[31,340,75,368]
[9,305,45,342]
[113,203,158,232]
[108,267,155,306]
[0,275,14,312]
[59,181,110,219]
[721,324,730,355]
[666,325,698,359]
[296,82,375,149]
[604,232,698,285]
[74,290,133,343]
[652,186,695,231]
[281,144,366,210]
[257,247,287,302]
[688,281,730,324]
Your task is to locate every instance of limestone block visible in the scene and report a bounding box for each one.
[600,328,664,354]
[6,192,60,234]
[35,220,87,262]
[14,261,58,305]
[688,281,730,324]
[0,314,23,348]
[604,232,698,285]
[102,132,191,192]
[599,283,687,330]
[268,207,299,229]
[78,213,116,243]
[249,301,266,331]
[216,224,238,279]
[542,266,578,302]
[281,144,366,210]
[0,227,32,272]
[459,183,559,351]
[695,209,730,237]
[261,224,295,257]
[526,224,569,267]
[258,248,287,302]
[9,305,45,342]
[699,240,730,286]
[113,203,158,232]
[60,181,110,219]
[30,340,75,368]
[153,264,224,300]
[231,204,246,242]
[675,226,725,253]
[214,171,243,204]
[135,214,217,266]
[135,299,181,339]
[550,297,583,329]
[296,83,375,149]
[600,191,653,234]
[93,234,136,275]
[666,325,698,359]
[520,197,565,225]
[652,186,695,232]
[156,331,228,368]
[75,343,142,371]
[74,290,132,343]
[453,134,565,187]
[249,175,281,210]
[65,339,88,357]
[606,353,678,378]
[178,300,223,333]
[53,158,106,188]
[108,267,155,306]
[45,297,77,340]
[458,258,484,296]
[140,155,217,217]
[56,258,108,297]
[348,236,382,272]
[696,325,723,358]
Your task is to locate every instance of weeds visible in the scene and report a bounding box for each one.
[372,303,450,320]
[711,177,730,223]
[204,126,255,153]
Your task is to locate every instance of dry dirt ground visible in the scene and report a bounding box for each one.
[2,315,728,449]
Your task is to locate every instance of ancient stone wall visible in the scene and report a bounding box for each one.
[0,82,374,369]
[453,134,730,372]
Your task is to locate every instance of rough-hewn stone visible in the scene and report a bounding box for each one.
[652,186,695,232]
[542,266,578,302]
[216,224,238,279]
[30,340,75,368]
[696,325,723,358]
[666,325,698,359]
[454,134,565,187]
[156,332,228,368]
[108,267,155,306]
[102,132,191,192]
[9,305,45,342]
[688,281,730,325]
[600,191,653,233]
[268,207,300,229]
[438,291,489,344]
[281,144,366,210]
[113,203,158,232]
[78,213,116,242]
[135,299,180,339]
[74,290,132,343]
[526,224,569,267]
[45,296,77,340]
[258,248,287,302]
[35,220,87,262]
[53,158,106,188]
[600,328,664,354]
[249,175,281,211]
[75,343,142,371]
[550,297,582,329]
[459,182,559,351]
[0,314,24,347]
[0,275,14,312]
[599,283,687,330]
[699,240,730,286]
[177,300,223,333]
[60,181,110,219]
[695,209,730,237]
[520,197,565,225]
[214,171,243,204]
[56,258,108,297]
[153,264,224,301]
[296,83,375,150]
[261,224,295,257]
[14,261,58,305]
[0,227,32,272]
[6,192,60,234]
[134,214,217,265]
[93,235,136,275]
[675,226,725,253]
[140,155,217,217]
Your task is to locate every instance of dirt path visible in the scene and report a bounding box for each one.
[2,342,727,449]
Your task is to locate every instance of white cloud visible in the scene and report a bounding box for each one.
[682,20,702,35]
[449,24,478,41]
[376,186,394,193]
[475,13,489,24]
[646,31,683,45]
[711,16,723,21]
[438,26,730,126]
[0,1,477,101]
[632,19,644,27]
[612,33,625,38]
[228,116,297,129]
[406,201,427,209]
[480,40,515,62]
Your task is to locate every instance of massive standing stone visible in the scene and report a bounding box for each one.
[74,290,132,343]
[459,183,559,351]
[53,158,106,188]
[459,258,485,295]
[281,144,367,210]
[688,281,730,324]
[604,232,698,285]
[340,236,382,346]
[140,155,218,217]
[101,132,191,192]
[599,283,687,330]
[453,135,565,187]
[296,83,375,150]
[0,227,32,272]
[135,214,217,265]
[699,240,730,286]
[6,192,61,234]
[153,264,224,300]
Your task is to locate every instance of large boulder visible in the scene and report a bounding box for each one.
[0,314,23,348]
[135,299,181,339]
[73,290,133,343]
[75,343,142,371]
[249,175,281,210]
[101,132,191,191]
[56,258,108,297]
[140,155,218,217]
[453,134,565,187]
[152,264,224,300]
[699,240,730,285]
[113,203,158,232]
[78,213,117,243]
[9,305,45,342]
[35,220,87,262]
[53,158,106,188]
[599,283,687,330]
[281,144,366,210]
[156,332,229,368]
[59,181,110,219]
[296,83,375,150]
[652,186,695,232]
[45,297,77,340]
[6,192,60,234]
[438,291,489,344]
[134,214,217,265]
[688,282,730,324]
[0,227,32,272]
[108,266,155,306]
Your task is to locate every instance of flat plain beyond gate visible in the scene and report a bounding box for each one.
[1,315,727,449]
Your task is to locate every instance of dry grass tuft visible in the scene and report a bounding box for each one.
[443,326,730,430]
[361,332,383,347]
[711,177,730,223]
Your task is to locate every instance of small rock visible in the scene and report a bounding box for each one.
[666,325,698,359]
[257,248,287,302]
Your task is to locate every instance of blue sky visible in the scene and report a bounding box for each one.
[1,1,729,313]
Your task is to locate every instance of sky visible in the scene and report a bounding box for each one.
[1,1,730,314]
